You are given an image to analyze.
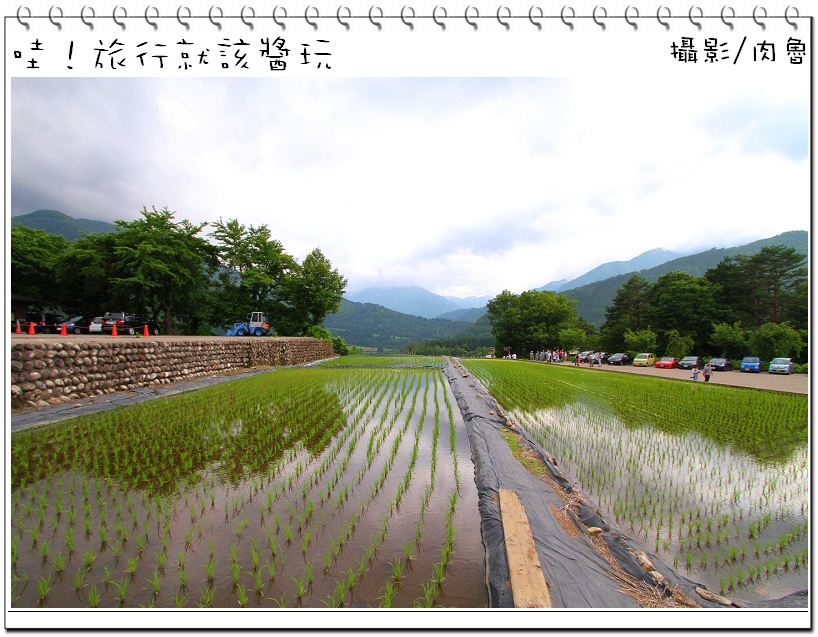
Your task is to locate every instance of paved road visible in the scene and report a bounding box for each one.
[552,360,808,394]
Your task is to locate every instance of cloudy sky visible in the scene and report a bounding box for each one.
[11,74,808,297]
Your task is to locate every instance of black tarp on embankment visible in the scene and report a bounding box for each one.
[442,357,733,609]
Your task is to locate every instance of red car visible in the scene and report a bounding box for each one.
[654,357,680,369]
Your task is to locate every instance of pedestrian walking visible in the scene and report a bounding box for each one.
[691,366,699,381]
[703,362,712,382]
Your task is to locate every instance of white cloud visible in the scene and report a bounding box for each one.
[11,75,808,298]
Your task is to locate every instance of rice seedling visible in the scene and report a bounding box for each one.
[72,567,87,592]
[292,575,307,599]
[173,592,187,608]
[88,583,101,608]
[146,571,161,596]
[377,581,398,608]
[236,584,248,607]
[53,551,65,573]
[416,581,437,608]
[204,558,216,582]
[83,550,97,570]
[36,575,52,603]
[389,558,404,581]
[230,562,241,588]
[197,585,215,608]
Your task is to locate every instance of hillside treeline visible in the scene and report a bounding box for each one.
[436,244,806,363]
[597,245,807,362]
[324,299,473,352]
[11,206,347,336]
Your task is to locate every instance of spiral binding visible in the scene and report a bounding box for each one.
[15,4,802,32]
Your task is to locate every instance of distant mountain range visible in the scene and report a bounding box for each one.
[12,209,116,241]
[323,299,474,350]
[328,230,807,346]
[347,248,687,321]
[343,286,464,319]
[538,248,685,293]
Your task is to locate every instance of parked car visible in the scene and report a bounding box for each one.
[578,351,596,363]
[24,311,67,334]
[607,353,632,366]
[88,316,104,334]
[740,356,762,373]
[633,353,656,367]
[709,357,733,371]
[678,356,705,370]
[65,316,95,334]
[654,357,680,369]
[589,352,608,365]
[102,312,160,336]
[768,357,794,374]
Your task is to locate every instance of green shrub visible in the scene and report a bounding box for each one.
[331,336,350,356]
[306,325,332,340]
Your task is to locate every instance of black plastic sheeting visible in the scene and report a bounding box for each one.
[443,357,769,609]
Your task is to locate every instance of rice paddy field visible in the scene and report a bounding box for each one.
[315,356,444,369]
[462,358,809,603]
[10,358,487,609]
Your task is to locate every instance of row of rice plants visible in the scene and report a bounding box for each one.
[11,365,483,608]
[463,359,808,602]
[318,356,444,369]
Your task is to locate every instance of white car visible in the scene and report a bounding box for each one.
[768,357,794,374]
[88,317,104,334]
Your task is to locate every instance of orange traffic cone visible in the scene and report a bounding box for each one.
[60,322,67,336]
[111,323,118,337]
[15,320,21,334]
[27,321,35,335]
[143,323,149,337]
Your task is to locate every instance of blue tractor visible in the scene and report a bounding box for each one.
[226,312,271,336]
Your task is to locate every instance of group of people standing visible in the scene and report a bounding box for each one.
[530,349,567,363]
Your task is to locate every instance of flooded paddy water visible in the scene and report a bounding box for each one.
[10,360,488,609]
[464,359,809,604]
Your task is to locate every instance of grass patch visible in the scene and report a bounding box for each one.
[501,428,548,478]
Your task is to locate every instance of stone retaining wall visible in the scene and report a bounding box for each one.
[10,337,334,409]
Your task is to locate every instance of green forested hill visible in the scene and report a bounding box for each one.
[12,210,116,241]
[564,231,808,327]
[324,299,473,351]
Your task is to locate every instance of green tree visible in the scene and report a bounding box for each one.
[598,274,651,352]
[111,206,218,334]
[751,245,807,325]
[279,248,347,336]
[11,225,68,302]
[707,245,807,329]
[748,322,804,362]
[54,232,120,318]
[558,327,586,352]
[645,271,718,353]
[664,329,695,358]
[709,321,748,360]
[486,289,579,355]
[623,327,657,354]
[209,218,296,327]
